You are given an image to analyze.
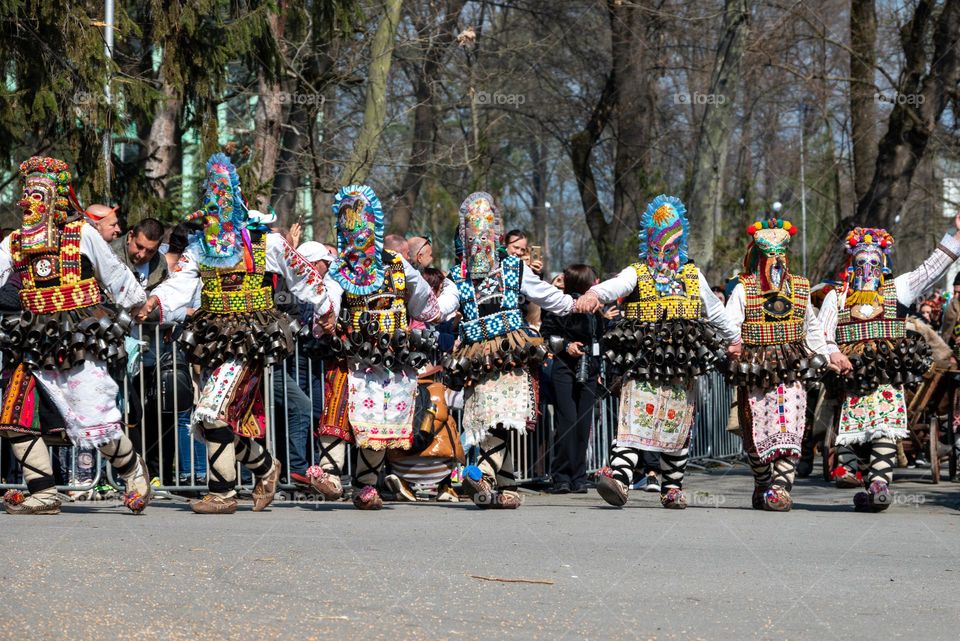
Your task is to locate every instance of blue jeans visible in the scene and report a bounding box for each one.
[176,409,206,479]
[274,366,315,476]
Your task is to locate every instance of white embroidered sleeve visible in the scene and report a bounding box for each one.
[588,266,637,303]
[818,289,840,353]
[150,247,201,322]
[698,272,740,342]
[724,284,746,332]
[81,223,146,309]
[0,236,12,289]
[893,233,960,305]
[265,233,331,316]
[521,265,573,315]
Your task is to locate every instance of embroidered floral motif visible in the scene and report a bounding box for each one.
[616,380,694,452]
[836,383,907,446]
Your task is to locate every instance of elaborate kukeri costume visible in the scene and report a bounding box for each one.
[725,216,830,511]
[0,156,151,515]
[443,192,573,509]
[583,196,740,508]
[313,184,441,510]
[818,227,958,511]
[149,154,332,514]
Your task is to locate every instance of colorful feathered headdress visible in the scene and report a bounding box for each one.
[639,195,689,264]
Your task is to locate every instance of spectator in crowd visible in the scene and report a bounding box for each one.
[384,234,409,261]
[113,217,167,290]
[504,229,544,328]
[162,223,192,273]
[408,236,433,269]
[266,243,325,487]
[541,264,603,494]
[711,285,726,305]
[940,272,960,342]
[919,301,935,325]
[271,221,303,248]
[551,273,564,290]
[85,203,122,242]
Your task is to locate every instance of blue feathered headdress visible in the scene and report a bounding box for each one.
[638,195,689,263]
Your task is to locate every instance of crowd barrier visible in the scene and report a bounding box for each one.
[0,326,743,495]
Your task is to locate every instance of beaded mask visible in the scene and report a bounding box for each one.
[17,156,81,253]
[639,195,689,295]
[744,218,798,292]
[332,184,384,296]
[458,192,503,280]
[186,153,250,262]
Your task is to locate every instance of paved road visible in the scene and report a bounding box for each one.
[2,465,959,641]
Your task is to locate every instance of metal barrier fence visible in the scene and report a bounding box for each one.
[0,326,743,495]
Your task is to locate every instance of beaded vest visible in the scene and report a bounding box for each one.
[622,263,701,321]
[342,251,408,334]
[11,220,103,314]
[456,255,525,345]
[740,273,809,346]
[836,280,904,345]
[199,233,273,314]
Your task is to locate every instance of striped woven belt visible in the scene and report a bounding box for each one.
[837,319,905,344]
[742,319,805,346]
[19,279,103,314]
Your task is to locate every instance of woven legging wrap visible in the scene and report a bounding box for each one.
[607,445,688,491]
[476,428,517,489]
[747,453,796,491]
[203,425,273,496]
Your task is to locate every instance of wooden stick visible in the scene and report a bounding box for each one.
[468,574,555,585]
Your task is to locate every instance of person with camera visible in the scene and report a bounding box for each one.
[541,264,603,493]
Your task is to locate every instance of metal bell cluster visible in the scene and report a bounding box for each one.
[443,331,549,389]
[319,309,438,370]
[180,309,295,368]
[840,334,933,397]
[724,343,827,388]
[601,319,727,384]
[0,308,132,371]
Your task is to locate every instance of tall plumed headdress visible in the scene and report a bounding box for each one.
[331,184,384,295]
[457,192,503,280]
[17,156,83,252]
[185,153,250,261]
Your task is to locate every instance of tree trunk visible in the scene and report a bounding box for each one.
[339,0,404,185]
[570,0,658,276]
[143,75,181,201]
[251,9,285,213]
[850,0,878,203]
[812,0,960,282]
[391,0,466,234]
[686,0,751,281]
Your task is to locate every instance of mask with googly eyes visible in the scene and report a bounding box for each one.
[851,248,884,292]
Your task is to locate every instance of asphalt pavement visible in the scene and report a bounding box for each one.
[2,464,959,641]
